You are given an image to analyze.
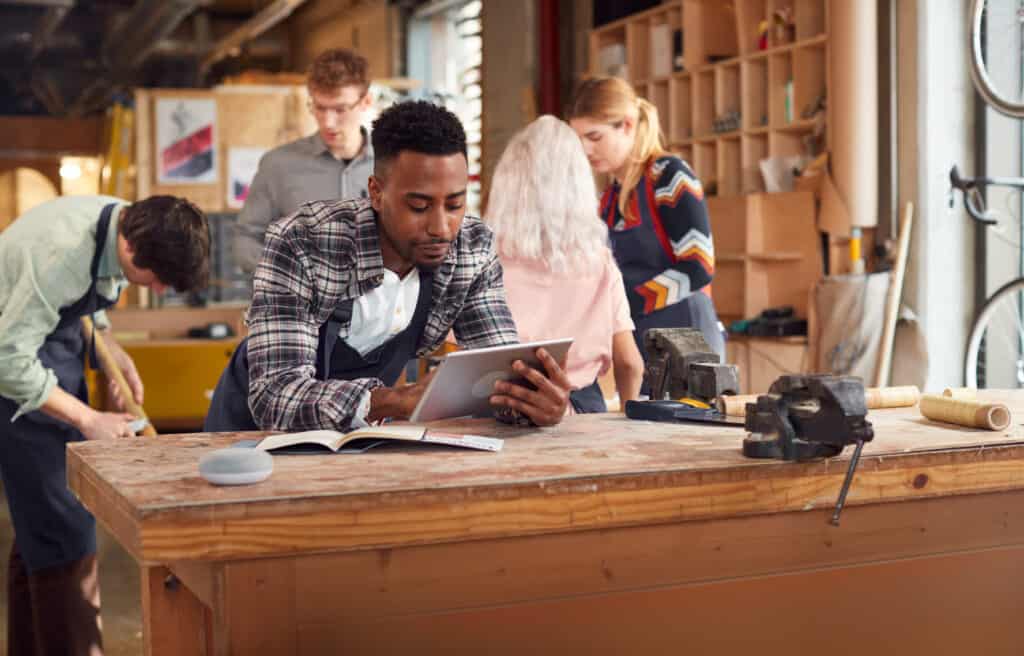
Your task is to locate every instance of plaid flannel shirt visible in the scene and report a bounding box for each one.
[246,198,519,431]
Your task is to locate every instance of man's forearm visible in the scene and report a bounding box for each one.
[38,385,97,431]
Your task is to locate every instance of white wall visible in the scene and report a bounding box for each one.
[898,0,977,390]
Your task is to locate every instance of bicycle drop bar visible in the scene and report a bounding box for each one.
[947,165,1024,225]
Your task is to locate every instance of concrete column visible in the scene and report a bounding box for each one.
[897,0,977,389]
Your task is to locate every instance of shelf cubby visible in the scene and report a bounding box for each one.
[648,79,671,132]
[741,58,768,129]
[694,140,718,191]
[768,51,793,126]
[714,63,741,120]
[793,40,826,120]
[717,136,742,197]
[741,134,768,194]
[693,70,715,137]
[795,0,827,40]
[669,74,692,141]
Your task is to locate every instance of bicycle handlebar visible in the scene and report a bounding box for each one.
[949,165,1024,225]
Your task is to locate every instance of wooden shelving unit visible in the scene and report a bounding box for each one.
[590,0,829,198]
[589,0,833,327]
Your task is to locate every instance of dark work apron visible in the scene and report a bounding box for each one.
[0,203,119,573]
[204,271,433,432]
[569,380,606,414]
[607,180,725,363]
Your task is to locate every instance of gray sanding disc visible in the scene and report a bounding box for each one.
[199,448,273,486]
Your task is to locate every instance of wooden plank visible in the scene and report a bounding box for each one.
[0,116,104,155]
[67,460,144,561]
[222,559,298,653]
[71,437,1024,561]
[167,561,219,610]
[287,488,1024,622]
[67,395,1024,560]
[141,565,211,656]
[107,306,247,340]
[292,547,1024,655]
[197,490,1024,654]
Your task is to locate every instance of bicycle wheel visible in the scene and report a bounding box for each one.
[965,277,1024,388]
[968,0,1024,119]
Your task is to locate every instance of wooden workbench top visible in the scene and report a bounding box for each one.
[68,392,1024,562]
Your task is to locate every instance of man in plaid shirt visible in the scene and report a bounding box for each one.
[206,100,572,431]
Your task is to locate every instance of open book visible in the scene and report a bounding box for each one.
[252,424,503,454]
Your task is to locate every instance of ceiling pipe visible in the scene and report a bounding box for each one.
[0,0,74,7]
[199,0,306,75]
[66,0,201,115]
[153,35,287,59]
[29,4,71,61]
[100,0,202,72]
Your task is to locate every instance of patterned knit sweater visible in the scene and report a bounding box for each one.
[599,155,715,317]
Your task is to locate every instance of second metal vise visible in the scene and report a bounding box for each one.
[644,328,739,402]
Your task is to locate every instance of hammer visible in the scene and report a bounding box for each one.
[80,316,157,437]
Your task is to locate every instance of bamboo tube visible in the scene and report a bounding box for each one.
[942,387,977,400]
[81,316,157,437]
[864,385,921,408]
[717,394,758,417]
[919,394,1011,431]
[716,386,921,417]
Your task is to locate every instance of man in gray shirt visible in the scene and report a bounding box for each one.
[233,48,375,272]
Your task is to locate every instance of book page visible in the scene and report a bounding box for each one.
[423,432,503,452]
[256,430,345,452]
[341,424,426,444]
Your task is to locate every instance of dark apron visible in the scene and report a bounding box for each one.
[205,271,433,432]
[0,203,118,573]
[569,380,606,414]
[609,181,725,362]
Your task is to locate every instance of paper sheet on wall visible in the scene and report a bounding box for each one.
[227,147,266,209]
[155,98,217,185]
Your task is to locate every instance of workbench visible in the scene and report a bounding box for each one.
[67,393,1024,655]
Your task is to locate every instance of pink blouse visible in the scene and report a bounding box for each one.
[501,249,635,390]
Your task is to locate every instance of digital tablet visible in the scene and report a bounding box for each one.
[410,338,574,422]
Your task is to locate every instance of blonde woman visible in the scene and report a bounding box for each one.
[486,115,644,412]
[568,77,724,360]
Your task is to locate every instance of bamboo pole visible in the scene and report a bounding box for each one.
[81,315,157,436]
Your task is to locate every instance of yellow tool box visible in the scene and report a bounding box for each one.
[89,338,240,433]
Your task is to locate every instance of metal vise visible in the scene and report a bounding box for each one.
[743,375,874,460]
[743,374,875,525]
[643,328,739,402]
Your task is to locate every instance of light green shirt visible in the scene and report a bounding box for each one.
[0,195,129,419]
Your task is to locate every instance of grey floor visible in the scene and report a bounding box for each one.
[0,486,143,656]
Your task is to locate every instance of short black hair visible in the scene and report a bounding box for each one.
[119,195,210,293]
[371,100,467,177]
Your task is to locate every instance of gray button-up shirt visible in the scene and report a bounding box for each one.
[233,128,374,273]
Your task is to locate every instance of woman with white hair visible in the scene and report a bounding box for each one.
[485,115,644,412]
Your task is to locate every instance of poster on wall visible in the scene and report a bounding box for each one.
[227,147,266,209]
[155,97,217,185]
